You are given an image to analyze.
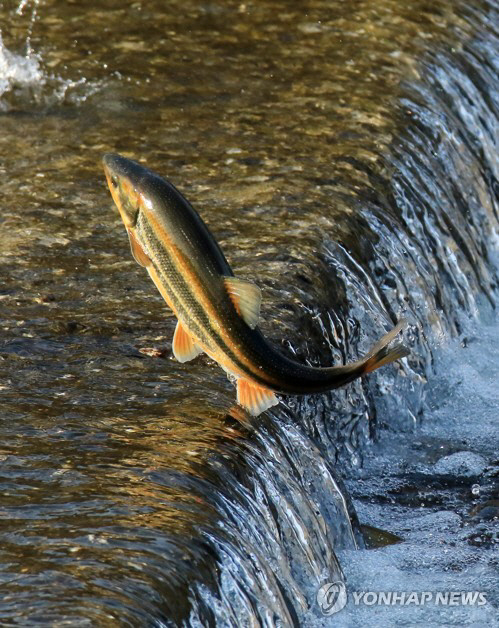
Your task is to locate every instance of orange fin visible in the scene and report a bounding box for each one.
[224,277,261,328]
[172,321,203,363]
[127,228,151,267]
[237,378,279,416]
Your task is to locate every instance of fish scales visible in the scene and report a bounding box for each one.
[137,207,276,385]
[103,154,410,416]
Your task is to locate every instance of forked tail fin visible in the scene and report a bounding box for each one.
[362,319,410,374]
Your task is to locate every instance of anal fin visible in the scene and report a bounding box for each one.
[172,321,203,363]
[237,378,279,416]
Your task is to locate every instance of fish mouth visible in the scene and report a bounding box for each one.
[102,154,141,228]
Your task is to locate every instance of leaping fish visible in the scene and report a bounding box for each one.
[103,154,409,416]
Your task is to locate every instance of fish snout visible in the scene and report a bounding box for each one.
[103,154,140,228]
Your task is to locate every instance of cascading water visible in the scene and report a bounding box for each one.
[0,0,497,625]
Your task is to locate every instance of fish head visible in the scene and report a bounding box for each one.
[103,153,146,228]
[103,153,199,238]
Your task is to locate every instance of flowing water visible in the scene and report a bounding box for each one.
[0,0,497,625]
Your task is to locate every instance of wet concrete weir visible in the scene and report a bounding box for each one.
[0,0,497,625]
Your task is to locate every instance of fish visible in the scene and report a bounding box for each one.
[103,154,410,416]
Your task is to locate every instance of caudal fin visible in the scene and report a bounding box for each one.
[362,319,410,374]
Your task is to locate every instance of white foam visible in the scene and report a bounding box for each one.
[310,307,499,625]
[0,33,43,101]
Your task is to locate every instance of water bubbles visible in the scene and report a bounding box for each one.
[15,0,39,16]
[471,484,480,496]
[14,0,40,57]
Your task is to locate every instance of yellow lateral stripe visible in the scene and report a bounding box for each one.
[146,243,213,350]
[141,206,277,385]
[146,218,257,376]
[136,214,223,354]
[148,235,244,371]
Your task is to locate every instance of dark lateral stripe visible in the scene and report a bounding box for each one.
[137,214,259,380]
[138,219,211,348]
[138,208,280,387]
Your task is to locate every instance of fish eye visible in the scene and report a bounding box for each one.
[111,176,119,188]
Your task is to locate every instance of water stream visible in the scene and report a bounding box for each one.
[0,0,497,625]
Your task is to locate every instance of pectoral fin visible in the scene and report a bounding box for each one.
[237,378,279,416]
[224,277,262,329]
[127,228,151,267]
[172,321,203,363]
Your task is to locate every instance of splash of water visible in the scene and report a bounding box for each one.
[0,33,43,107]
[15,0,40,56]
[0,1,104,109]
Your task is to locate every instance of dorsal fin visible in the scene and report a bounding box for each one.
[237,378,279,416]
[172,321,203,363]
[224,277,262,329]
[127,228,151,267]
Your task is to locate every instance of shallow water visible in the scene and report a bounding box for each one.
[0,0,497,625]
